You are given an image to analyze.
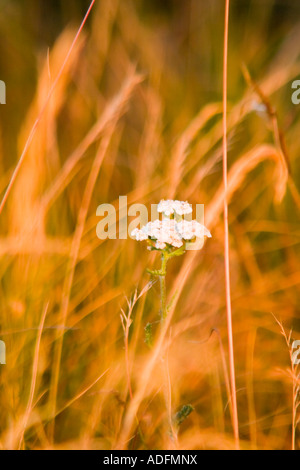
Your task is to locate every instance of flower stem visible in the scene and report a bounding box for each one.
[159,252,168,321]
[146,247,187,446]
[157,251,176,445]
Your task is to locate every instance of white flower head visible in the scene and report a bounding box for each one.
[131,199,211,250]
[154,240,167,250]
[132,219,184,249]
[131,200,211,251]
[157,199,192,217]
[175,220,212,240]
[131,227,148,241]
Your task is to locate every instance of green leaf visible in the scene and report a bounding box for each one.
[144,322,153,348]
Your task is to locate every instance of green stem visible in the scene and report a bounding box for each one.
[147,246,186,442]
[147,246,185,320]
[159,252,167,322]
[158,252,172,440]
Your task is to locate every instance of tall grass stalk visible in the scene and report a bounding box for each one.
[222,0,239,448]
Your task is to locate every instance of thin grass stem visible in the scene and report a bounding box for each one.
[222,0,240,449]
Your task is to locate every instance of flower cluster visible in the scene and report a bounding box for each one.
[157,199,192,217]
[131,199,211,250]
[131,219,183,249]
[176,220,211,240]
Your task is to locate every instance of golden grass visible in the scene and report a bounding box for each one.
[0,0,300,450]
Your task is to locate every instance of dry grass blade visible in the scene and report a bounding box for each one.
[0,0,96,216]
[222,0,239,448]
[48,69,143,441]
[272,314,300,451]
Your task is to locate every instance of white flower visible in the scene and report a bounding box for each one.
[132,219,183,248]
[131,227,148,241]
[131,200,211,250]
[131,219,210,249]
[159,219,183,247]
[175,220,212,240]
[157,199,192,217]
[155,240,167,249]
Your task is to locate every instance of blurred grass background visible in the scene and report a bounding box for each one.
[0,0,300,450]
